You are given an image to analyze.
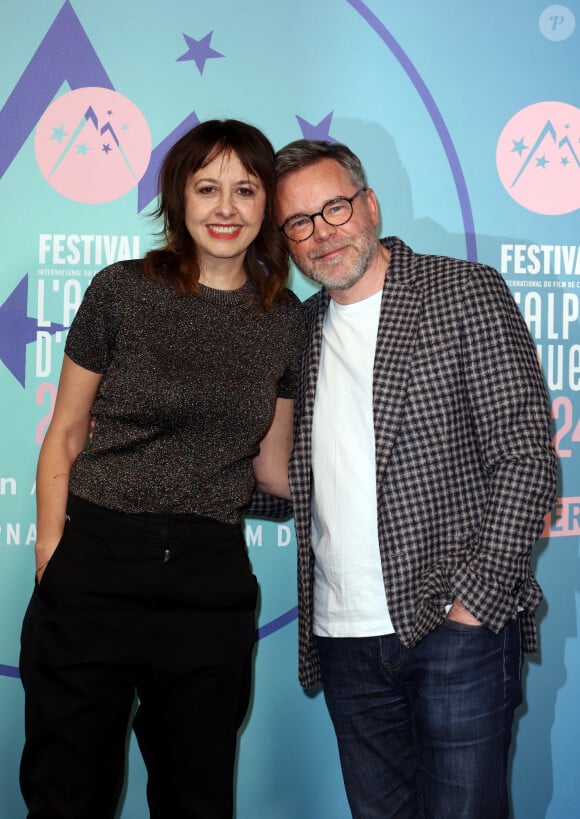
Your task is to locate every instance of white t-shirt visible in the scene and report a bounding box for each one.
[311,291,394,637]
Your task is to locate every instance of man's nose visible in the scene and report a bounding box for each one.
[311,213,336,240]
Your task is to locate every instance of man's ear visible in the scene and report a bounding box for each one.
[364,188,380,227]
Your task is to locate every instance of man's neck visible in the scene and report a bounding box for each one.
[328,244,391,306]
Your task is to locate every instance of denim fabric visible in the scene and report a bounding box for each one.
[316,618,522,819]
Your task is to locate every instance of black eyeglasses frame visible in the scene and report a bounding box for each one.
[279,187,368,242]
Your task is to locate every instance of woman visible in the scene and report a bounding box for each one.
[20,119,303,819]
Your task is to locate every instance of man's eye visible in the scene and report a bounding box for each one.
[288,216,310,229]
[326,201,348,216]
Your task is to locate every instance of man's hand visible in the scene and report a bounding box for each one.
[446,599,481,625]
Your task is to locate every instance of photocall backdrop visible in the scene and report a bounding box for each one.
[1,1,579,816]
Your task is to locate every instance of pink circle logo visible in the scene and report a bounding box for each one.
[496,101,580,215]
[35,87,151,203]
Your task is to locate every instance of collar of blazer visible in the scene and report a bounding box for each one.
[292,236,423,493]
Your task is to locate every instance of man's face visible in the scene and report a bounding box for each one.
[276,158,379,292]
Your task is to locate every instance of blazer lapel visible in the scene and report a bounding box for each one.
[373,240,423,485]
[290,290,329,514]
[292,238,422,500]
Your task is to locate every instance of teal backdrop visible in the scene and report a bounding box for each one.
[1,2,579,816]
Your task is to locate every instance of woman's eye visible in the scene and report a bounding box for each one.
[236,187,254,197]
[197,185,217,195]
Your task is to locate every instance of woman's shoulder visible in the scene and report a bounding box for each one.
[85,259,170,303]
[284,287,302,307]
[269,288,305,327]
[275,287,303,314]
[272,288,306,344]
[88,258,144,288]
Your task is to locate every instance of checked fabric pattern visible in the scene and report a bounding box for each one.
[250,237,557,690]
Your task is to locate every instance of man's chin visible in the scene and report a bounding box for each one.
[311,269,365,291]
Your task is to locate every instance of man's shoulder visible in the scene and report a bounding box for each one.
[383,236,504,293]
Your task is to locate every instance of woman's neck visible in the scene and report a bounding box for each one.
[198,260,248,291]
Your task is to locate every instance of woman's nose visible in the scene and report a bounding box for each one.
[215,191,236,217]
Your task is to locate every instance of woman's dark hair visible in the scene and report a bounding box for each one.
[143,119,288,309]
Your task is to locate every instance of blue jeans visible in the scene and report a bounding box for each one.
[316,618,522,819]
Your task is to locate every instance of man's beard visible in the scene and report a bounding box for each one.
[290,229,377,292]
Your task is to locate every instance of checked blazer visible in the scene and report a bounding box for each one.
[250,236,557,689]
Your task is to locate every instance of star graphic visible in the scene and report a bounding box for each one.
[50,124,68,143]
[561,156,570,166]
[102,143,112,155]
[535,155,550,169]
[510,137,528,156]
[106,109,113,116]
[177,31,224,75]
[296,112,336,141]
[76,142,91,155]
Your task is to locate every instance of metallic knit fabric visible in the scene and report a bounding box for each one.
[65,259,304,523]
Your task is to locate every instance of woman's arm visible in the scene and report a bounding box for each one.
[252,397,294,500]
[35,355,103,581]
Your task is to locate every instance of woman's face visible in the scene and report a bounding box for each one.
[184,149,267,272]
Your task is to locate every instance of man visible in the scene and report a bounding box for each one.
[252,139,557,818]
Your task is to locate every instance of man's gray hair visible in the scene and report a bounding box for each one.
[275,140,368,190]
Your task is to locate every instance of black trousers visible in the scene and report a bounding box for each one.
[20,494,258,819]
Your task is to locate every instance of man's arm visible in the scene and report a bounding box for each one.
[448,264,557,632]
[244,489,293,521]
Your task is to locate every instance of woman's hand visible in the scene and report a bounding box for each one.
[34,539,61,583]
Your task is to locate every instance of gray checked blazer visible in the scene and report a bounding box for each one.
[250,236,557,689]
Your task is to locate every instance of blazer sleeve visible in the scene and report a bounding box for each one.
[447,264,557,630]
[244,489,293,521]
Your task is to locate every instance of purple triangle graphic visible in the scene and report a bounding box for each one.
[0,0,113,180]
[0,275,66,387]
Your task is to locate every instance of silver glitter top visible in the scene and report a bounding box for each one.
[65,259,304,523]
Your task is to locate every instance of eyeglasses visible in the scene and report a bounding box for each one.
[279,188,367,242]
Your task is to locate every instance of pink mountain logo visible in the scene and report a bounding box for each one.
[496,101,580,215]
[35,87,151,203]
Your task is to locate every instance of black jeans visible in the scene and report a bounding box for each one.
[20,494,258,819]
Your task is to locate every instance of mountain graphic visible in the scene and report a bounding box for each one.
[511,119,580,187]
[0,0,199,213]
